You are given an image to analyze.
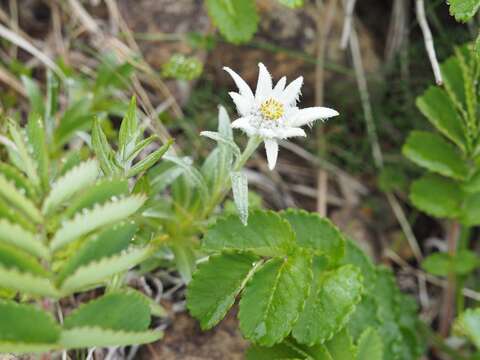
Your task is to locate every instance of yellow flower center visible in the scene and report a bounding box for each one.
[260,98,284,120]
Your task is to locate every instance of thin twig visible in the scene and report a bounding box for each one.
[340,0,357,49]
[416,0,443,85]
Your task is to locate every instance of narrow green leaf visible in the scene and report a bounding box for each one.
[187,252,260,329]
[293,265,363,345]
[0,174,42,224]
[230,171,249,225]
[50,195,145,251]
[119,97,139,160]
[403,131,467,179]
[45,70,59,138]
[0,162,37,200]
[356,328,383,360]
[54,97,93,147]
[64,291,151,331]
[164,155,209,201]
[203,210,296,257]
[410,174,463,218]
[0,300,60,345]
[59,327,162,349]
[239,252,312,346]
[126,140,172,177]
[416,87,466,152]
[27,113,49,191]
[205,0,259,44]
[42,159,99,215]
[0,219,48,259]
[57,222,137,284]
[0,265,58,297]
[60,245,152,294]
[281,209,345,264]
[92,117,117,175]
[201,131,241,159]
[20,76,45,115]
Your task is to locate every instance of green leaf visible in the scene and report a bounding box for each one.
[42,159,99,215]
[119,97,139,161]
[356,328,383,360]
[187,252,260,329]
[92,117,117,175]
[205,0,259,44]
[63,178,129,219]
[422,250,479,276]
[0,219,49,259]
[20,76,45,115]
[410,174,463,218]
[0,265,58,297]
[293,265,363,345]
[416,87,466,152]
[27,114,49,191]
[247,340,332,360]
[55,97,93,147]
[0,300,60,346]
[126,140,172,177]
[403,131,467,179]
[58,327,162,349]
[64,291,150,331]
[57,222,138,284]
[239,252,312,346]
[281,209,345,264]
[0,242,47,276]
[441,56,467,114]
[455,308,480,349]
[448,0,480,22]
[278,0,304,8]
[325,328,356,360]
[50,195,145,251]
[201,131,241,159]
[0,174,42,224]
[164,155,209,202]
[45,70,59,138]
[60,245,152,294]
[203,210,296,257]
[461,192,480,226]
[230,171,249,225]
[0,162,37,200]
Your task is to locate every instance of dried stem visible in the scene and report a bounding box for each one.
[340,0,357,49]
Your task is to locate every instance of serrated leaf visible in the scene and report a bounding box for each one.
[247,340,332,360]
[0,219,48,259]
[57,222,137,284]
[0,300,60,346]
[403,131,467,179]
[201,131,241,159]
[0,162,37,200]
[231,171,249,225]
[239,252,312,346]
[58,327,162,349]
[63,178,129,219]
[60,245,152,294]
[92,117,117,175]
[340,239,376,292]
[42,159,99,215]
[356,328,383,360]
[0,242,47,276]
[440,56,467,116]
[449,0,480,22]
[410,174,463,218]
[455,308,480,349]
[293,265,363,345]
[187,252,260,329]
[119,97,140,161]
[416,87,466,152]
[50,195,145,251]
[203,210,296,257]
[0,265,58,297]
[126,140,172,177]
[0,174,42,224]
[64,291,150,331]
[281,209,345,264]
[205,0,259,44]
[27,113,49,191]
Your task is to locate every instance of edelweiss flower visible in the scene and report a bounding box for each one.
[224,63,339,170]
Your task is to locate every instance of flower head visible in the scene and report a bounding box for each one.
[224,63,339,170]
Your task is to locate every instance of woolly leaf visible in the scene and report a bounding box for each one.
[164,155,209,201]
[281,209,345,264]
[64,291,150,331]
[92,118,117,175]
[203,211,296,257]
[126,140,172,177]
[239,252,312,346]
[0,219,48,259]
[410,174,463,218]
[50,195,145,251]
[205,0,259,44]
[201,131,241,159]
[57,222,137,284]
[60,245,152,294]
[416,86,466,152]
[187,252,260,329]
[293,265,363,345]
[403,131,467,179]
[119,97,140,161]
[230,171,249,225]
[42,159,99,215]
